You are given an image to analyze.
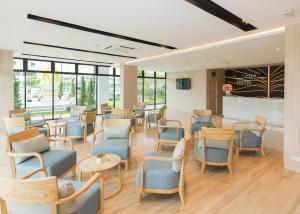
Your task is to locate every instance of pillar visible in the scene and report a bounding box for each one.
[120,64,137,109]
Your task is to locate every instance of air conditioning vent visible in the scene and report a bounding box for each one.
[104,44,137,54]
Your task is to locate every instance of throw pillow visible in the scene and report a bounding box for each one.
[172,138,185,172]
[104,125,130,139]
[58,181,79,214]
[12,134,50,164]
[195,115,211,123]
[158,118,167,133]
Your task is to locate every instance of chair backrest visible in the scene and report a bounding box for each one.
[84,111,97,123]
[112,108,130,117]
[3,117,26,135]
[8,109,27,118]
[193,109,212,117]
[70,106,86,117]
[255,116,267,127]
[101,103,109,109]
[201,127,234,149]
[7,128,41,153]
[0,176,59,214]
[103,119,131,128]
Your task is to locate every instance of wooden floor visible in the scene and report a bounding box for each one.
[1,120,300,214]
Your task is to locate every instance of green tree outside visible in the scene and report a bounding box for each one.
[87,78,96,110]
[58,80,64,100]
[26,73,40,87]
[14,75,22,109]
[71,79,76,97]
[78,76,86,106]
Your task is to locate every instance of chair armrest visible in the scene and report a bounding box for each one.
[101,109,112,113]
[165,120,181,128]
[57,173,100,205]
[144,155,184,162]
[48,137,74,150]
[20,168,45,179]
[129,128,135,148]
[25,122,46,129]
[240,128,265,137]
[92,130,104,147]
[233,121,254,129]
[7,151,45,169]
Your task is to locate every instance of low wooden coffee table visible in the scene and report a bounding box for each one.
[77,154,122,199]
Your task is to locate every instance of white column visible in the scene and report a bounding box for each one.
[120,64,137,109]
[284,23,300,172]
[0,49,14,131]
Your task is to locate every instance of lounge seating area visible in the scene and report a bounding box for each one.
[1,1,300,213]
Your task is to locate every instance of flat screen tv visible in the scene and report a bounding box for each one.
[176,78,191,90]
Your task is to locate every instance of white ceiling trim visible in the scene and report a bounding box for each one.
[126,27,285,65]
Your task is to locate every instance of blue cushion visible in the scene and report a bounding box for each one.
[195,140,229,162]
[195,115,211,123]
[16,150,76,178]
[172,139,185,172]
[136,152,179,189]
[146,112,156,123]
[190,122,215,134]
[104,125,129,139]
[160,128,185,141]
[66,122,93,137]
[111,115,126,119]
[39,127,48,136]
[235,130,262,148]
[92,139,129,160]
[71,180,100,214]
[102,113,112,119]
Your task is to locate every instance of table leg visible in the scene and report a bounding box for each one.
[79,171,83,181]
[99,177,104,214]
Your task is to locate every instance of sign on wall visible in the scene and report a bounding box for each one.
[225,64,284,98]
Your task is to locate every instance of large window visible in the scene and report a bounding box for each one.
[137,70,166,109]
[13,58,120,119]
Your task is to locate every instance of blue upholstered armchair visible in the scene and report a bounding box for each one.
[195,127,235,174]
[7,128,76,179]
[233,116,267,157]
[9,108,48,129]
[136,138,186,204]
[91,119,134,170]
[0,172,103,214]
[4,117,49,138]
[132,102,146,124]
[145,105,166,129]
[190,109,215,139]
[60,105,87,122]
[65,111,96,144]
[155,117,185,151]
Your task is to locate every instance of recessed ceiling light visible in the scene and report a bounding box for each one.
[242,19,248,24]
[282,9,295,18]
[275,47,280,52]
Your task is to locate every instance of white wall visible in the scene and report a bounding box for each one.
[166,70,207,113]
[0,49,13,131]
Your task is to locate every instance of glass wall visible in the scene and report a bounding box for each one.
[137,70,166,109]
[13,58,120,119]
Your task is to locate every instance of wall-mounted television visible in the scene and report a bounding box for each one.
[176,78,191,90]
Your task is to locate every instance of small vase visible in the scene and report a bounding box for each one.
[96,158,102,164]
[225,91,231,96]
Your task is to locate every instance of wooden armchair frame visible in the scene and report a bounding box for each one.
[190,109,213,139]
[0,171,103,214]
[59,105,87,120]
[233,116,267,157]
[155,119,182,151]
[195,127,235,174]
[8,109,49,136]
[145,106,166,129]
[111,108,137,130]
[92,119,135,170]
[7,129,75,179]
[136,141,186,204]
[100,103,112,126]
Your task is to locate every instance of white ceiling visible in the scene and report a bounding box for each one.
[0,0,299,70]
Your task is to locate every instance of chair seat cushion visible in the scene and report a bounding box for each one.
[92,139,129,160]
[146,112,156,123]
[195,140,229,162]
[191,122,215,134]
[39,127,48,136]
[235,130,262,148]
[70,180,100,214]
[136,152,179,189]
[66,122,93,137]
[160,128,185,141]
[16,150,76,178]
[102,113,112,119]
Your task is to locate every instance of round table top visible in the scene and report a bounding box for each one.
[47,121,66,127]
[78,154,121,173]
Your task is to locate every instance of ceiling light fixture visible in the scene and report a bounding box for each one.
[125,27,285,65]
[275,47,280,52]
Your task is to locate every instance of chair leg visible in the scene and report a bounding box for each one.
[136,189,142,203]
[154,142,160,152]
[71,166,76,178]
[228,164,233,174]
[124,161,129,170]
[236,148,240,158]
[201,163,206,174]
[179,180,185,205]
[261,147,265,157]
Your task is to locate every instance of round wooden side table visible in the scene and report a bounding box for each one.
[77,154,122,200]
[47,120,66,138]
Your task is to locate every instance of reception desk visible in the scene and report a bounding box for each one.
[223,96,283,127]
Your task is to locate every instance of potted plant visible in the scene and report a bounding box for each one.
[96,153,105,164]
